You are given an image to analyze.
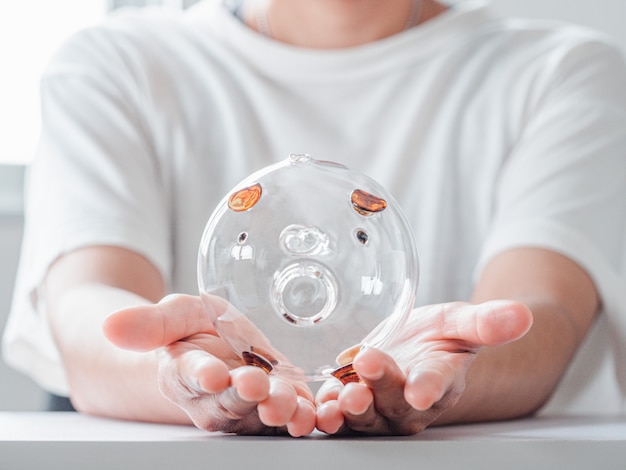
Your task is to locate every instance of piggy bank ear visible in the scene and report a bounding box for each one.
[228,183,262,212]
[351,189,387,216]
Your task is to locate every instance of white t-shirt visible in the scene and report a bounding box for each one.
[3,0,626,414]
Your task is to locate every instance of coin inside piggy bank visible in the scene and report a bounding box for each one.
[198,154,419,383]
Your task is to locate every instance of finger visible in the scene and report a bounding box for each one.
[230,366,271,403]
[257,379,299,427]
[339,382,374,416]
[315,379,342,405]
[404,357,460,411]
[286,397,317,437]
[292,381,315,402]
[201,366,271,424]
[352,347,415,420]
[177,349,231,395]
[439,300,533,347]
[103,294,219,351]
[315,400,345,435]
[338,382,390,434]
[157,339,233,406]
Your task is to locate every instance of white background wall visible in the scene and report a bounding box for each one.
[1,0,625,410]
[0,166,45,410]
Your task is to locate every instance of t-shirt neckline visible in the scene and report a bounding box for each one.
[189,0,495,83]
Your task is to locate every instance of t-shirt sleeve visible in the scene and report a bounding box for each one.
[2,28,172,394]
[475,36,626,394]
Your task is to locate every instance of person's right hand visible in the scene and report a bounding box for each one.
[103,294,316,437]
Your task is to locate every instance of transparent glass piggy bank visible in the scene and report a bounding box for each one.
[198,154,419,383]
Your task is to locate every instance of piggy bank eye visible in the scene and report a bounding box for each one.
[238,231,248,244]
[351,189,387,216]
[228,183,262,212]
[355,229,369,245]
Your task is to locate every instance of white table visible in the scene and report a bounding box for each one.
[2,412,625,469]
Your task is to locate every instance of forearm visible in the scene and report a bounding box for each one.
[47,282,190,424]
[435,300,580,424]
[431,248,600,425]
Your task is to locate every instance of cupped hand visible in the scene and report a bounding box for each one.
[103,294,316,437]
[315,300,533,435]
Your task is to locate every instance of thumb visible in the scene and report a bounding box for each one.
[103,294,218,352]
[442,300,534,347]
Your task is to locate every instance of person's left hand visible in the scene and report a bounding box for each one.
[315,300,533,435]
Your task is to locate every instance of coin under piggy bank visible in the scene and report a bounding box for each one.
[198,154,419,383]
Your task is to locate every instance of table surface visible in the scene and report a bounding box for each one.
[2,412,626,469]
